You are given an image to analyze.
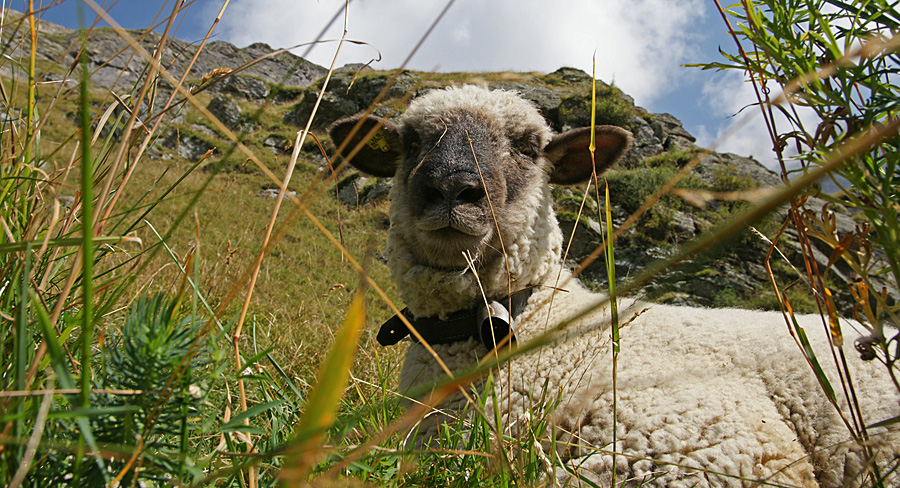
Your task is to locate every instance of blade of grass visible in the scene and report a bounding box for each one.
[0,236,124,253]
[32,295,107,478]
[222,400,287,433]
[23,0,36,165]
[591,56,620,485]
[7,376,53,488]
[13,242,31,464]
[76,1,95,412]
[279,285,367,482]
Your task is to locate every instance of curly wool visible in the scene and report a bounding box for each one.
[401,271,898,487]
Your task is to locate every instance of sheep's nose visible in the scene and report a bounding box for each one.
[422,177,486,206]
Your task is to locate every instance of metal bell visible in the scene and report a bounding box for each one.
[478,300,517,349]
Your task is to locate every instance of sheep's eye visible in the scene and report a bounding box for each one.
[515,141,539,159]
[513,134,540,159]
[402,131,421,153]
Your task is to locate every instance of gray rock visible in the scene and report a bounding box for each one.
[337,174,371,206]
[205,41,325,88]
[670,210,698,239]
[664,134,697,152]
[695,152,782,188]
[363,179,393,205]
[2,11,327,92]
[191,123,217,138]
[263,134,292,154]
[558,215,606,260]
[337,63,373,73]
[215,74,270,100]
[350,71,420,107]
[336,174,393,206]
[488,81,561,126]
[651,112,696,142]
[160,128,214,161]
[617,90,635,107]
[57,195,75,207]
[625,115,664,165]
[284,91,358,129]
[207,96,242,129]
[1,109,21,124]
[257,188,296,200]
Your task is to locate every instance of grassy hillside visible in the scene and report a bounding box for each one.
[2,2,898,486]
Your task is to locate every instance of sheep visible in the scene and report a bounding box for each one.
[328,85,899,487]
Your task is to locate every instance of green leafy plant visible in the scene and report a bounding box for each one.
[28,293,210,487]
[692,0,900,483]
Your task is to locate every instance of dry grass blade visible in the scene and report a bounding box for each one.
[672,187,777,208]
[7,378,53,488]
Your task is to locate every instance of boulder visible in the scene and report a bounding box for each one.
[263,134,292,154]
[160,129,215,161]
[207,96,242,129]
[488,81,561,128]
[284,92,358,129]
[215,74,270,100]
[349,72,421,107]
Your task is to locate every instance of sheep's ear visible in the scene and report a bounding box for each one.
[328,114,402,177]
[546,125,633,185]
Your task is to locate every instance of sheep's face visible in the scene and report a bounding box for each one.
[391,108,546,268]
[329,86,632,270]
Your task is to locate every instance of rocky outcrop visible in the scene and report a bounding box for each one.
[207,96,242,129]
[210,74,270,100]
[1,10,326,92]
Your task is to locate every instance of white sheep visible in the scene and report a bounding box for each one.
[329,85,899,487]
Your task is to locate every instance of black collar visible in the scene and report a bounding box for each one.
[377,287,534,349]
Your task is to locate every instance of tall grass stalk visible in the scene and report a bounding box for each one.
[591,55,621,485]
[76,0,95,413]
[23,1,34,166]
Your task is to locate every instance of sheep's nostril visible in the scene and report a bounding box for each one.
[457,187,485,204]
[422,185,444,204]
[418,176,484,207]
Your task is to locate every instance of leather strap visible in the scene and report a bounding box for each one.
[376,287,534,348]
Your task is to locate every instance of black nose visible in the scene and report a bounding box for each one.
[422,175,486,206]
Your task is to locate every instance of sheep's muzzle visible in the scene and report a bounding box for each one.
[402,113,507,267]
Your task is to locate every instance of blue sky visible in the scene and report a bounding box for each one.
[35,0,777,168]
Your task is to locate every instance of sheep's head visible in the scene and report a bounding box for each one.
[330,85,632,272]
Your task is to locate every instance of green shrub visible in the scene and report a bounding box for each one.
[693,1,900,482]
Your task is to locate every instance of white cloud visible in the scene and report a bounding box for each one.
[210,0,708,106]
[695,70,822,172]
[695,71,772,160]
